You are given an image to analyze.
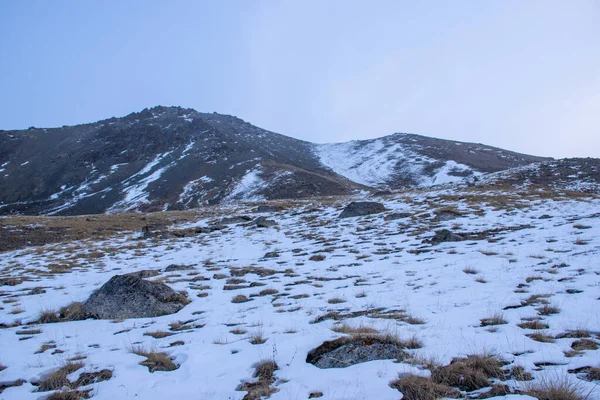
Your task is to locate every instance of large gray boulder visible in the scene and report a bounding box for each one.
[339,202,386,218]
[83,274,188,319]
[306,337,408,369]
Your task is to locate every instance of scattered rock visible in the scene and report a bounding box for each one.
[338,202,386,219]
[83,274,189,319]
[306,337,408,369]
[165,264,195,272]
[221,216,252,225]
[252,216,277,228]
[434,208,464,221]
[429,229,465,244]
[126,270,160,279]
[384,212,411,221]
[254,205,284,213]
[195,224,225,234]
[372,190,392,197]
[27,286,46,295]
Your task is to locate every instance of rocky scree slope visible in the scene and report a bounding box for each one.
[0,106,549,215]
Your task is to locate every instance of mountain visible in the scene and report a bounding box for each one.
[0,106,550,215]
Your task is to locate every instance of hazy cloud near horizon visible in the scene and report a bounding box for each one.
[1,1,598,158]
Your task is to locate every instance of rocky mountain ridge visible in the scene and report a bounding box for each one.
[0,106,586,216]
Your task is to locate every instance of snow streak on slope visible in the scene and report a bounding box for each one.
[108,152,173,213]
[314,139,476,188]
[314,141,406,187]
[178,176,214,206]
[223,166,268,203]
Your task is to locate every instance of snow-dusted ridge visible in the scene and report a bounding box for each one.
[0,106,572,216]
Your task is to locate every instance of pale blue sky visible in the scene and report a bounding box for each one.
[1,1,598,157]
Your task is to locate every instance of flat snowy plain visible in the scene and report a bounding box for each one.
[0,187,599,399]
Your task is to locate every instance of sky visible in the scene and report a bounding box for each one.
[0,1,598,158]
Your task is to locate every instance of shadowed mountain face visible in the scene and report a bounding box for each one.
[0,106,551,215]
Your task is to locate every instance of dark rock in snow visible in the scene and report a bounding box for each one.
[221,215,252,225]
[434,209,464,221]
[339,202,386,218]
[384,212,411,221]
[126,270,160,279]
[307,337,408,369]
[263,251,279,258]
[430,229,465,244]
[165,264,195,272]
[83,274,188,319]
[372,190,392,197]
[252,216,277,228]
[254,205,284,213]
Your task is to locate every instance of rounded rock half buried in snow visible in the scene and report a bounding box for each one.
[338,202,386,218]
[83,274,189,319]
[306,337,408,369]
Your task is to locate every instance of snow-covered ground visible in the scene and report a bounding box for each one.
[0,188,599,399]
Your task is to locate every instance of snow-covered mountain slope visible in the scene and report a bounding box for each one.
[0,106,550,216]
[314,133,549,189]
[0,187,599,399]
[0,107,360,215]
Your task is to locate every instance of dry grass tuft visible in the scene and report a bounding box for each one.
[431,354,506,392]
[571,339,599,351]
[47,389,91,400]
[463,267,479,275]
[238,360,280,399]
[249,331,267,345]
[36,362,84,392]
[258,288,278,296]
[390,374,461,400]
[523,376,585,400]
[331,323,379,335]
[130,346,178,372]
[327,297,346,304]
[537,303,561,316]
[511,366,533,381]
[586,367,600,381]
[16,328,42,335]
[480,312,507,327]
[405,315,427,325]
[527,331,556,343]
[518,319,549,330]
[59,302,86,321]
[143,330,174,339]
[39,309,61,324]
[231,294,251,303]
